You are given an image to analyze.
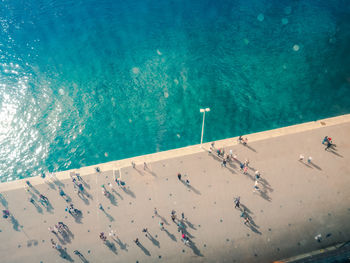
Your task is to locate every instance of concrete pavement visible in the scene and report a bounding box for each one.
[0,115,350,262]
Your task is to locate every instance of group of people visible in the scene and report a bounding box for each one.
[323,136,336,151]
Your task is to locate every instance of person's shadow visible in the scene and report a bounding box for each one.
[137,242,151,256]
[146,233,160,248]
[113,236,128,251]
[164,229,177,242]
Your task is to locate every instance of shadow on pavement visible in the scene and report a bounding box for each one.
[164,228,177,242]
[102,210,114,222]
[107,193,118,206]
[10,215,20,231]
[113,237,128,251]
[0,193,8,208]
[137,242,151,256]
[146,233,160,248]
[181,180,201,195]
[188,241,203,257]
[310,162,322,170]
[122,187,136,198]
[105,240,118,254]
[112,189,123,200]
[74,250,89,263]
[58,248,74,262]
[156,214,170,226]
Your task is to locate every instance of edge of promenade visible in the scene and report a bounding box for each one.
[1,113,350,192]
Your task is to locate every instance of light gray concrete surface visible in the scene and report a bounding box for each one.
[0,116,350,263]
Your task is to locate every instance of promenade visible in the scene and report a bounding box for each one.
[0,115,350,263]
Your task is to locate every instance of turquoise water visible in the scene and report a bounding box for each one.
[0,0,349,182]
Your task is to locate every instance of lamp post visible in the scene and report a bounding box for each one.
[200,108,210,147]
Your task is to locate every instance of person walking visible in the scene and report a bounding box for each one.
[255,170,260,180]
[299,154,304,161]
[142,228,148,237]
[253,181,260,193]
[243,137,248,145]
[154,207,158,216]
[131,161,136,168]
[244,159,250,167]
[181,212,185,220]
[159,221,164,230]
[234,197,240,209]
[244,217,250,225]
[307,156,312,164]
[144,162,148,170]
[243,166,248,174]
[322,136,328,145]
[109,230,116,238]
[134,238,140,245]
[221,159,227,167]
[177,173,182,180]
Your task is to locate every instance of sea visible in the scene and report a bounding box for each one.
[0,0,349,182]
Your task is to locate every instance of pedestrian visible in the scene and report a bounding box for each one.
[240,162,244,170]
[243,166,248,174]
[185,179,190,185]
[244,217,250,225]
[299,154,304,161]
[134,238,140,245]
[177,173,181,180]
[142,228,148,237]
[244,159,250,167]
[154,207,158,216]
[229,149,233,159]
[109,230,116,237]
[253,181,259,192]
[234,197,240,208]
[159,221,164,230]
[314,234,322,242]
[59,188,66,197]
[171,214,176,222]
[221,159,227,167]
[238,136,243,144]
[99,203,104,211]
[243,137,248,145]
[76,173,82,181]
[209,142,215,153]
[144,162,148,170]
[307,156,312,164]
[95,167,101,173]
[322,136,328,145]
[255,170,260,180]
[50,238,56,248]
[48,226,57,234]
[115,177,120,187]
[171,210,176,215]
[325,140,336,151]
[131,161,136,168]
[181,212,185,220]
[100,232,107,241]
[221,148,225,157]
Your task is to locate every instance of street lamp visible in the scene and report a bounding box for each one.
[200,108,210,147]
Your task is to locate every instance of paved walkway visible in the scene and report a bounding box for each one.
[0,115,350,263]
